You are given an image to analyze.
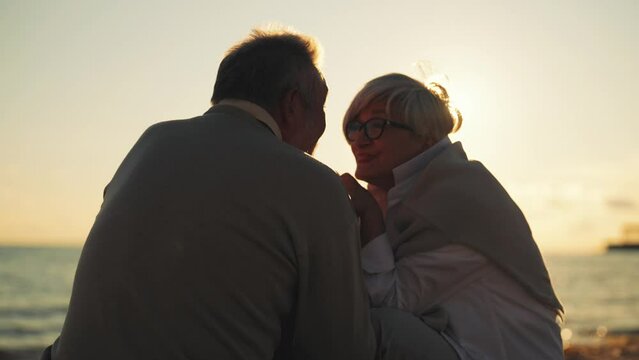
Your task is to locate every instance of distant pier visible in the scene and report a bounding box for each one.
[607,223,639,251]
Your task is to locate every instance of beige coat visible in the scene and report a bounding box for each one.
[386,142,562,314]
[47,105,376,360]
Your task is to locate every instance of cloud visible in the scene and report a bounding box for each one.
[605,198,636,210]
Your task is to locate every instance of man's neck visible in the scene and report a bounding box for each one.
[215,99,282,140]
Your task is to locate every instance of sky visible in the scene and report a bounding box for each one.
[1,0,638,254]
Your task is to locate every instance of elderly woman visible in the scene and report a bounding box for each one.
[340,73,564,360]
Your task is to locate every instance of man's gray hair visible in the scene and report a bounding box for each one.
[343,73,462,144]
[212,26,325,111]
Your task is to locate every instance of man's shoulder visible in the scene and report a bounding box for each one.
[139,114,341,187]
[282,149,337,178]
[142,116,205,136]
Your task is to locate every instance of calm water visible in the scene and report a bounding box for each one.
[0,246,637,351]
[0,246,79,351]
[545,252,639,344]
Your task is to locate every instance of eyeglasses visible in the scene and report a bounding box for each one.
[344,118,414,141]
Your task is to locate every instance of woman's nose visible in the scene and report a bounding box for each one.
[351,128,371,146]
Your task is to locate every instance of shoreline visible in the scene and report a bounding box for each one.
[0,349,42,360]
[565,334,639,360]
[2,335,638,360]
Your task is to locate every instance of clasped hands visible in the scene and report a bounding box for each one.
[340,173,386,247]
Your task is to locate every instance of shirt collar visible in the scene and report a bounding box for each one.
[216,99,282,140]
[386,136,452,209]
[392,136,452,185]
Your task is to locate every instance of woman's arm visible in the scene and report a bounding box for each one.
[363,238,490,313]
[339,173,489,313]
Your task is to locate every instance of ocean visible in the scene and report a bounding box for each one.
[0,246,637,353]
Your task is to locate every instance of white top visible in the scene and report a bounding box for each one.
[362,138,563,360]
[217,99,282,140]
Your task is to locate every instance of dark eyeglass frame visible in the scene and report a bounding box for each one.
[344,118,414,142]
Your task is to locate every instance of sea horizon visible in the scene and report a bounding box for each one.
[0,240,616,256]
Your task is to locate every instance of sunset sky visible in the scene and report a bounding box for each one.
[1,0,638,253]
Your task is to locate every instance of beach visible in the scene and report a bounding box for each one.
[0,349,41,360]
[565,335,639,360]
[0,336,638,360]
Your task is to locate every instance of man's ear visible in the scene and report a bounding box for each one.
[278,88,304,143]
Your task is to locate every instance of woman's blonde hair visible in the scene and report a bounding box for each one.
[343,73,462,145]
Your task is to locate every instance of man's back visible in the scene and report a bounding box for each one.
[49,106,375,359]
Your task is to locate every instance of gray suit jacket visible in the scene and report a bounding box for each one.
[46,105,376,359]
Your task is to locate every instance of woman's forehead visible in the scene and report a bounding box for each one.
[359,101,388,116]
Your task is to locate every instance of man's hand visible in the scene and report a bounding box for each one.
[340,173,385,247]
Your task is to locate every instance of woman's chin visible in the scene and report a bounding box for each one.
[354,168,372,183]
[355,169,393,190]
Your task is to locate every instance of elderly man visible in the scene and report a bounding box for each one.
[41,28,376,360]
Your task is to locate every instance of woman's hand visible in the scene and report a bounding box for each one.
[340,173,385,247]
